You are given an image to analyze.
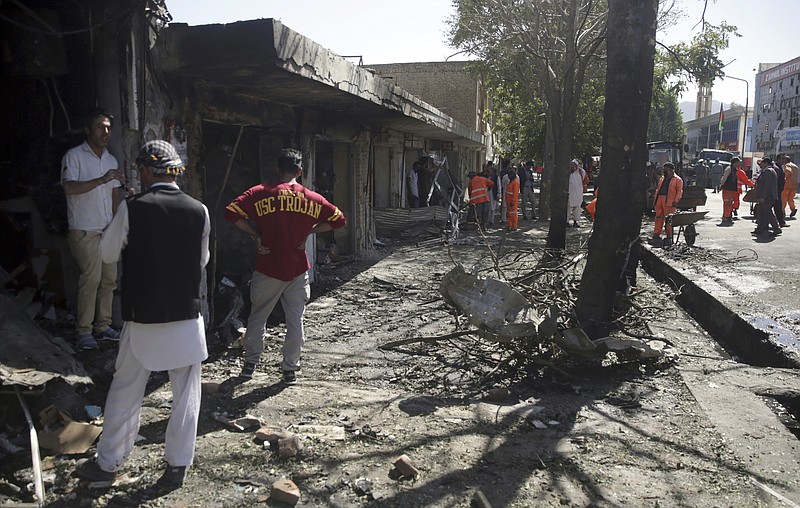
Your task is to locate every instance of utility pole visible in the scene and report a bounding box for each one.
[724,75,749,159]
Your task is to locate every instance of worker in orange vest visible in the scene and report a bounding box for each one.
[651,162,683,246]
[505,167,520,230]
[468,166,494,228]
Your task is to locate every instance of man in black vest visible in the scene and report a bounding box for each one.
[76,140,210,491]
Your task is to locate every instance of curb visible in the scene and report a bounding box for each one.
[638,241,800,369]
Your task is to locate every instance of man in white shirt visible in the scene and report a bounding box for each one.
[567,159,586,227]
[76,140,210,491]
[61,108,124,350]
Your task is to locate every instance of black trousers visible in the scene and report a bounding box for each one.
[756,201,780,231]
[773,198,785,225]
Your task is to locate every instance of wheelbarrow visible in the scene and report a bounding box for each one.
[674,186,707,212]
[661,186,708,246]
[666,210,708,246]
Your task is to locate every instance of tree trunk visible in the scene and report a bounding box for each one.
[539,117,556,220]
[546,108,573,250]
[545,0,581,251]
[576,0,658,337]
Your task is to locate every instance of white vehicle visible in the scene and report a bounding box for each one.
[696,149,736,167]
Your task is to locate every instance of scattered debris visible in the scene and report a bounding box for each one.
[212,412,262,432]
[485,388,511,402]
[440,264,540,341]
[277,435,302,459]
[255,425,290,445]
[380,248,668,387]
[593,336,665,360]
[553,328,596,356]
[233,476,270,487]
[38,418,102,455]
[214,277,245,346]
[353,477,372,496]
[0,295,91,388]
[391,454,419,479]
[84,405,102,419]
[270,478,300,505]
[294,424,346,441]
[253,425,301,459]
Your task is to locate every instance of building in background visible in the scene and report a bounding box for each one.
[684,104,754,169]
[368,61,495,166]
[752,56,800,162]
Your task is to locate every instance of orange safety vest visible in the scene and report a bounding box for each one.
[468,176,493,204]
[505,179,519,204]
[653,174,684,208]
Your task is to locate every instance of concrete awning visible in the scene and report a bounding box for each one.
[158,19,485,147]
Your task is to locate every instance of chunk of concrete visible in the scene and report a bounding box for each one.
[255,425,289,445]
[278,435,302,459]
[392,454,419,478]
[271,479,300,505]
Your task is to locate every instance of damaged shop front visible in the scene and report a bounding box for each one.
[0,6,484,504]
[153,18,487,296]
[1,9,485,334]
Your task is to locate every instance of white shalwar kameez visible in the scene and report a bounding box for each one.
[95,187,210,471]
[567,167,585,222]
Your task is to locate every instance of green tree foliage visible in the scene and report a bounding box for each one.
[648,88,685,142]
[449,0,607,249]
[468,57,603,167]
[662,21,740,88]
[472,60,547,164]
[574,75,605,158]
[645,5,738,144]
[648,50,686,142]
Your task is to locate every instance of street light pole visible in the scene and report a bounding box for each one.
[725,75,749,160]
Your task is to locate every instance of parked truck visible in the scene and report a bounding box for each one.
[645,141,685,210]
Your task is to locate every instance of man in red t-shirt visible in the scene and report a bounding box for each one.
[224,148,346,384]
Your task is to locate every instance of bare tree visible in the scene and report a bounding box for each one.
[450,0,607,249]
[575,0,659,336]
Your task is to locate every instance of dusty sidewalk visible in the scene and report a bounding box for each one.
[4,220,800,507]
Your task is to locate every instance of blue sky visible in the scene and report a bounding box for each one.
[165,0,800,115]
[165,0,459,64]
[662,0,800,113]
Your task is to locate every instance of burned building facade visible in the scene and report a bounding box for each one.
[1,4,487,327]
[1,0,174,322]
